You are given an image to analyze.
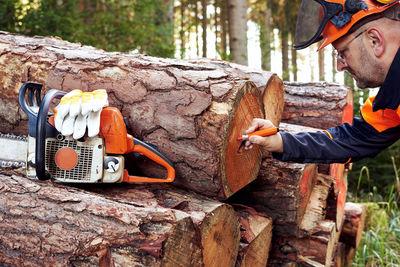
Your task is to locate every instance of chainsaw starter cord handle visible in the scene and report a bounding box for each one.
[36,89,66,180]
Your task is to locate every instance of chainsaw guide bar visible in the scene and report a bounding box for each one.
[0,132,27,168]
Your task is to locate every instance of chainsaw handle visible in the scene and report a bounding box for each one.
[123,138,175,183]
[19,82,42,117]
[36,89,67,180]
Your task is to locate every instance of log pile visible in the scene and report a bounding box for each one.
[0,32,361,267]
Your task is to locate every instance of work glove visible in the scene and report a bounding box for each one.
[54,89,108,139]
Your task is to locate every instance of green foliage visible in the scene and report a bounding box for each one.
[350,161,400,266]
[352,201,400,266]
[348,140,400,198]
[0,0,19,32]
[1,0,175,58]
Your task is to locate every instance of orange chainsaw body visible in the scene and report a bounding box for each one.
[99,107,175,183]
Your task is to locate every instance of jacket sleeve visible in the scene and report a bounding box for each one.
[273,117,400,164]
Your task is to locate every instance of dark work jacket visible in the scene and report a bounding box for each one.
[274,48,400,164]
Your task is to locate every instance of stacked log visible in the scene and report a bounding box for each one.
[282,81,353,129]
[333,202,367,266]
[0,171,204,266]
[0,31,285,200]
[0,32,282,266]
[0,32,358,267]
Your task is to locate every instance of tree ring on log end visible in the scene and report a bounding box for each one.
[202,205,240,267]
[222,81,263,197]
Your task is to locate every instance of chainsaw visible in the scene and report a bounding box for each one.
[0,82,175,183]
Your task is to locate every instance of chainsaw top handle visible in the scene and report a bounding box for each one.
[36,89,66,180]
[19,82,60,139]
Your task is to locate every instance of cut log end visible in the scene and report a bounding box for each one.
[223,81,263,198]
[262,74,285,126]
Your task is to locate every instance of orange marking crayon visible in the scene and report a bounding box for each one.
[237,127,279,141]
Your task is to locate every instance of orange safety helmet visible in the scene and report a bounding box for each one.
[294,0,399,50]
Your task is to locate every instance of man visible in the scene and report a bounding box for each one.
[245,0,400,164]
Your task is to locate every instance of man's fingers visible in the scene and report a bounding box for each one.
[245,118,274,134]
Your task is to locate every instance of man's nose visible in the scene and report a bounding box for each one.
[336,58,348,72]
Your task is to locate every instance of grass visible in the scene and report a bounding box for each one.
[350,163,400,266]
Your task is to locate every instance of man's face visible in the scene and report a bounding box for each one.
[332,31,386,89]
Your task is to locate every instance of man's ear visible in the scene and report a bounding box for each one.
[366,28,385,57]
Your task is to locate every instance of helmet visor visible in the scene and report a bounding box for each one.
[294,0,326,49]
[294,0,343,50]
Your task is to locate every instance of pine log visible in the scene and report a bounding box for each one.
[0,31,284,199]
[86,184,241,267]
[233,204,273,267]
[0,171,202,267]
[331,242,346,267]
[268,221,336,267]
[339,202,366,248]
[231,155,318,237]
[186,59,285,126]
[282,81,353,129]
[300,173,334,234]
[323,163,349,232]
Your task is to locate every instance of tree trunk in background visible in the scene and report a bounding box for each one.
[281,30,289,81]
[344,72,354,89]
[180,0,186,58]
[291,41,297,81]
[319,46,325,81]
[228,0,248,65]
[220,0,229,60]
[163,0,175,48]
[202,0,208,57]
[260,0,272,71]
[332,47,337,82]
[195,0,200,57]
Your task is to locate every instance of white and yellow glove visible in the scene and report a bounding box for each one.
[54,89,108,139]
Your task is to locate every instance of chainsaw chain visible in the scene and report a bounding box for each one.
[0,132,27,168]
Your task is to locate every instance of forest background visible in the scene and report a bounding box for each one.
[1,0,398,199]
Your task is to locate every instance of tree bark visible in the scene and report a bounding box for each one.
[228,0,248,65]
[0,32,285,199]
[230,155,318,237]
[269,221,336,267]
[86,184,241,267]
[0,171,202,267]
[233,205,272,267]
[282,81,354,129]
[339,202,367,249]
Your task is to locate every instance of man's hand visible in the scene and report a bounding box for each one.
[54,89,108,139]
[244,118,283,153]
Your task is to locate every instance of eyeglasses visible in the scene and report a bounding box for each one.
[333,30,366,64]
